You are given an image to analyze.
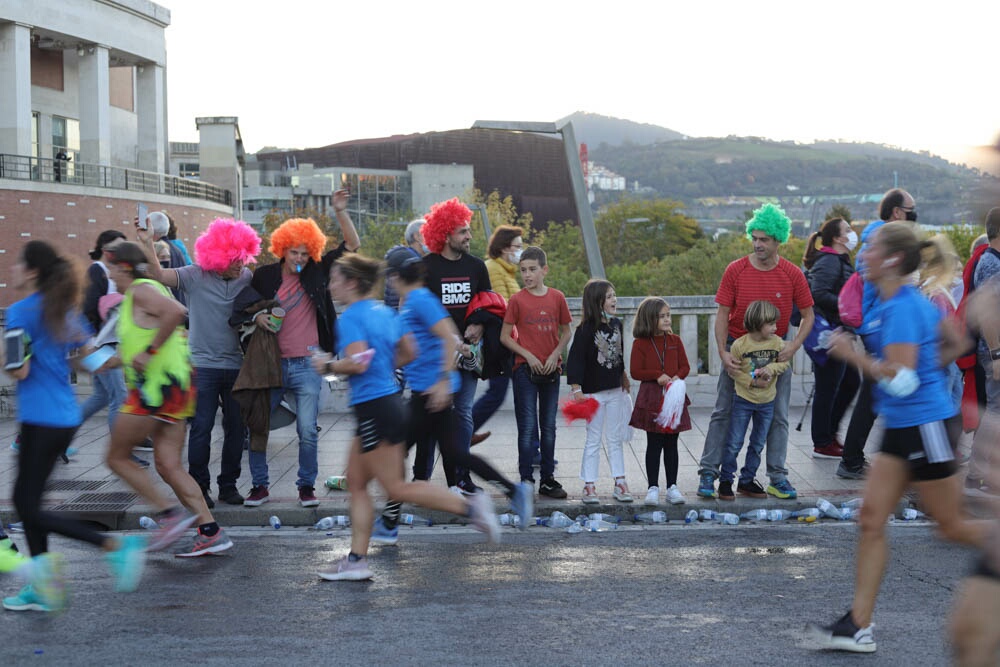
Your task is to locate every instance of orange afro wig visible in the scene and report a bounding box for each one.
[422,198,472,254]
[269,218,327,262]
[194,218,261,273]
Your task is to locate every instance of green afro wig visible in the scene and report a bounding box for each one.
[745,203,791,244]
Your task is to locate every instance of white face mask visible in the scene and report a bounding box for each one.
[845,230,858,251]
[509,249,523,264]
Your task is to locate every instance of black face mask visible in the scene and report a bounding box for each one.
[160,261,170,269]
[905,209,918,222]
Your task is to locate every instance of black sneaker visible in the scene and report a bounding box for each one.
[718,480,735,501]
[218,487,245,505]
[737,479,767,498]
[456,478,481,496]
[539,478,567,499]
[201,487,215,510]
[807,610,877,653]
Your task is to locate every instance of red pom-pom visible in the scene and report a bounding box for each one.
[561,397,600,424]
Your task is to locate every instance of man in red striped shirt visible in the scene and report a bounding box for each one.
[697,204,815,500]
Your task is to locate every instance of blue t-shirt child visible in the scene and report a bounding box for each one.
[873,284,953,428]
[6,293,89,428]
[398,287,459,394]
[335,299,401,405]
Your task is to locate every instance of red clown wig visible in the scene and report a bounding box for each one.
[422,198,472,254]
[269,218,327,262]
[194,218,261,272]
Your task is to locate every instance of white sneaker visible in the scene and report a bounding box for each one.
[665,484,686,505]
[449,486,464,497]
[644,486,660,506]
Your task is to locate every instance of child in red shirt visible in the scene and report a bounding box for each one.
[629,297,691,506]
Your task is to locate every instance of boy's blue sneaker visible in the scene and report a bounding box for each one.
[766,479,798,500]
[370,517,398,546]
[510,482,534,532]
[2,584,52,612]
[106,535,147,592]
[697,473,717,499]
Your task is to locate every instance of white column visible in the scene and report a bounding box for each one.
[78,44,111,165]
[136,63,164,172]
[0,23,33,156]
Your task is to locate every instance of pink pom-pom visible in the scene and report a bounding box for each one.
[561,397,600,424]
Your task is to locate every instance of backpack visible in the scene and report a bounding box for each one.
[838,271,864,328]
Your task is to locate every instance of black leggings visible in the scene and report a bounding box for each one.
[382,393,515,528]
[14,423,106,556]
[645,431,679,488]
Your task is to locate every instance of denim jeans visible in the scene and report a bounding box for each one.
[450,369,479,479]
[511,365,558,482]
[187,366,247,492]
[764,354,792,484]
[698,348,735,479]
[721,395,774,483]
[472,375,509,431]
[248,357,322,489]
[79,367,127,431]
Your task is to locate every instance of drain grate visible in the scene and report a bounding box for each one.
[46,480,109,492]
[50,491,140,513]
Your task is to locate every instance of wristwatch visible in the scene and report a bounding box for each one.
[991,347,1000,361]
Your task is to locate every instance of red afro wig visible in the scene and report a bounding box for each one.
[422,198,472,254]
[268,218,327,262]
[194,218,261,273]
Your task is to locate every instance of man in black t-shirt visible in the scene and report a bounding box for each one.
[421,198,492,493]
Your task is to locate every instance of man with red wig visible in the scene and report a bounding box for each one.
[422,198,492,493]
[141,218,261,511]
[241,190,360,507]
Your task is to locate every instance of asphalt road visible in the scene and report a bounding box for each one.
[0,522,977,665]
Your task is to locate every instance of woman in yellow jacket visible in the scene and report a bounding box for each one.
[472,225,524,444]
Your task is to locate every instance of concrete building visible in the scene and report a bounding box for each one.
[0,1,238,307]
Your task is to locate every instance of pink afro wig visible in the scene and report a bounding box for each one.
[422,198,472,254]
[269,218,327,262]
[194,218,261,272]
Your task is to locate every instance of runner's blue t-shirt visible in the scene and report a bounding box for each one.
[398,287,459,393]
[335,299,401,405]
[874,285,953,428]
[6,293,89,428]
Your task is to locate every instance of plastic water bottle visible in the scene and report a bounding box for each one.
[634,511,667,524]
[841,498,864,511]
[699,509,718,521]
[902,508,926,521]
[740,509,769,521]
[313,516,350,530]
[767,509,793,522]
[792,508,821,520]
[585,519,618,532]
[399,513,432,526]
[574,514,590,525]
[324,476,348,490]
[544,511,576,528]
[840,507,858,521]
[499,513,522,527]
[268,515,281,529]
[716,513,740,525]
[684,510,699,524]
[138,516,158,530]
[816,498,844,520]
[566,522,584,534]
[588,513,621,524]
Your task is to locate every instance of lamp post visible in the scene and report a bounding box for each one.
[471,120,606,278]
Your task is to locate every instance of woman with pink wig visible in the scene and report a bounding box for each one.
[139,218,261,548]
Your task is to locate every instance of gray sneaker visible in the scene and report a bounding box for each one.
[467,491,500,543]
[836,462,867,480]
[318,555,373,581]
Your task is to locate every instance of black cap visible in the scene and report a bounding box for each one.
[385,247,422,274]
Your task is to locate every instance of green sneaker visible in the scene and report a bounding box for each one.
[106,535,147,592]
[766,479,798,500]
[31,553,67,612]
[0,538,28,575]
[2,584,51,612]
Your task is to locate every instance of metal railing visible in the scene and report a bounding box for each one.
[0,153,232,206]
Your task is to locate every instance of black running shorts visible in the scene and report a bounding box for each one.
[879,415,960,481]
[353,393,408,453]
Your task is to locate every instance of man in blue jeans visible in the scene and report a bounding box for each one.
[141,218,262,508]
[241,197,359,507]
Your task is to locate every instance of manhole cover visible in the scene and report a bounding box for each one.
[50,491,140,512]
[46,480,108,492]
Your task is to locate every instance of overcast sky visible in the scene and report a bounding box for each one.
[163,0,999,165]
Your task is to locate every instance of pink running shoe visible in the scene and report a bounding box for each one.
[147,508,198,552]
[174,528,233,558]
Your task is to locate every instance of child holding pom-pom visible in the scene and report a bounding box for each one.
[628,297,691,506]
